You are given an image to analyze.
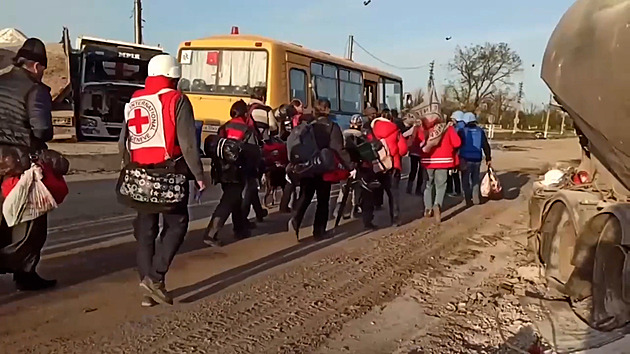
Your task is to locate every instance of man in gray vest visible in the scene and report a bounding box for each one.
[0,38,55,291]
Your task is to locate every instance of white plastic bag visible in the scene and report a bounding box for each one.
[2,164,57,227]
[481,167,503,199]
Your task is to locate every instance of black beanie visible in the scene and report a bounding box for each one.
[14,38,48,68]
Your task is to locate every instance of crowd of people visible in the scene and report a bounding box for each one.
[0,45,491,307]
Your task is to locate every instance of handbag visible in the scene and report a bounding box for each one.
[116,158,189,213]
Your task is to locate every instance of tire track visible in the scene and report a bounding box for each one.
[40,196,524,354]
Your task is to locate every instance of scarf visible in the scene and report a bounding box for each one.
[422,122,452,153]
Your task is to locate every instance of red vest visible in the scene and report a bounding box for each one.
[125,76,183,165]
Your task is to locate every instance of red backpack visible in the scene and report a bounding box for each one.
[262,138,288,168]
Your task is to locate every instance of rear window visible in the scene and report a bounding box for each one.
[179,49,268,96]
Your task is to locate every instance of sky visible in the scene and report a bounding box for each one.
[1,0,575,107]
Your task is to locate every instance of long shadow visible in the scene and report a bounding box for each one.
[173,217,366,303]
[0,188,360,306]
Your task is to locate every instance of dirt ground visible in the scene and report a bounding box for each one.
[0,139,584,353]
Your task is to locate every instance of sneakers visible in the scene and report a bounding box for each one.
[424,209,434,219]
[141,296,158,308]
[14,272,57,291]
[203,217,223,247]
[140,277,173,305]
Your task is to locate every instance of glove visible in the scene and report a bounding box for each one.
[349,169,357,179]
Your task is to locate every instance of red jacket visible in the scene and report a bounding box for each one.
[127,76,182,165]
[419,125,461,169]
[408,125,425,156]
[370,117,408,171]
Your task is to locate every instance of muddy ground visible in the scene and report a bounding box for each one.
[0,139,584,353]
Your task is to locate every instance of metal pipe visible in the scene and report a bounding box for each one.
[134,0,143,44]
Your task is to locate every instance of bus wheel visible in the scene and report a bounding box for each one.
[592,217,630,331]
[540,202,577,285]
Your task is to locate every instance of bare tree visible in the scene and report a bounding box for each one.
[448,42,522,110]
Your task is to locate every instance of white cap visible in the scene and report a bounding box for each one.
[148,54,181,79]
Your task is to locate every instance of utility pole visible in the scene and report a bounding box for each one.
[428,60,435,86]
[512,82,523,134]
[347,35,355,60]
[544,94,552,139]
[560,111,566,135]
[134,0,143,44]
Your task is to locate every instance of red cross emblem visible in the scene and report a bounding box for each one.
[129,108,149,134]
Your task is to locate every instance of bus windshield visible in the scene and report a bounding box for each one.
[179,49,268,96]
[84,53,148,85]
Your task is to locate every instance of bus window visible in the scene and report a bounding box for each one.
[180,49,268,96]
[383,78,402,112]
[289,69,308,106]
[340,68,362,113]
[311,62,339,111]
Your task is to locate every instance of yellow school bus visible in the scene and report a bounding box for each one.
[177,28,403,139]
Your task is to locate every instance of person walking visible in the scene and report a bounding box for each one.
[366,110,408,225]
[204,100,260,247]
[242,87,275,224]
[118,54,205,306]
[289,99,344,239]
[419,112,461,223]
[0,38,56,291]
[446,111,465,197]
[406,121,425,195]
[459,112,492,206]
[279,100,304,213]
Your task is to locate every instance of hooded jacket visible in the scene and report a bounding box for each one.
[419,123,461,169]
[370,117,408,171]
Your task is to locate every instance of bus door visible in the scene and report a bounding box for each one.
[364,80,378,110]
[286,52,312,115]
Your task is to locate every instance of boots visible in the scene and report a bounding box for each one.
[14,272,57,291]
[203,217,224,247]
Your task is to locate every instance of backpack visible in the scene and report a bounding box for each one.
[287,121,320,164]
[362,124,394,173]
[262,137,288,168]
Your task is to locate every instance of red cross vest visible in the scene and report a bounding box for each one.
[124,88,182,165]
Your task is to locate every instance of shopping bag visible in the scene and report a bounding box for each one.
[2,164,58,227]
[481,167,503,199]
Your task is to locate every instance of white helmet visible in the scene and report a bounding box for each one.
[148,54,181,79]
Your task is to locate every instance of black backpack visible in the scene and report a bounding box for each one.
[287,121,320,164]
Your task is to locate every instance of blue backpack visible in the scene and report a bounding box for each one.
[460,125,484,162]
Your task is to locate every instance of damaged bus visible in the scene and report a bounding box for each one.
[54,28,164,140]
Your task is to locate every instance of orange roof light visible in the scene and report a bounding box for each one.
[184,41,191,47]
[255,42,262,47]
[231,26,239,35]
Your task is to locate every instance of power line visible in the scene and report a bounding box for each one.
[353,40,430,70]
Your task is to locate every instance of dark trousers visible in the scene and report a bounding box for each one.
[134,207,189,283]
[362,171,398,225]
[446,170,462,195]
[407,155,423,193]
[214,182,248,233]
[242,177,265,218]
[0,214,48,274]
[294,177,331,237]
[280,181,297,211]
